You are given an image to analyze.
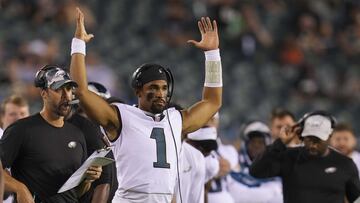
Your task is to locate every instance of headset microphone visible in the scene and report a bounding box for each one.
[68,99,80,105]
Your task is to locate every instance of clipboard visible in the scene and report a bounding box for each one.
[58,148,114,193]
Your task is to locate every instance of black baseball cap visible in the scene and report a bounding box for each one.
[45,68,78,90]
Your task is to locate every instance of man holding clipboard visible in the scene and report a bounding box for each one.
[1,65,103,203]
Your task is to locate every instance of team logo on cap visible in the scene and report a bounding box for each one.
[47,69,67,86]
[308,119,322,128]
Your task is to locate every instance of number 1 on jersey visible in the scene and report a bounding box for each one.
[150,128,170,168]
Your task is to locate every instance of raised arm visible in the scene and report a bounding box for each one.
[70,8,120,140]
[181,17,222,135]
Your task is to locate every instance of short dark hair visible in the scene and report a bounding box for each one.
[333,123,354,134]
[271,108,295,121]
[0,95,29,116]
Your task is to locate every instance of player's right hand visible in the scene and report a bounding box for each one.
[74,7,94,43]
[16,184,35,203]
[279,125,300,145]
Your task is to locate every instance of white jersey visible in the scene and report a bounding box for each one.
[350,151,360,179]
[3,196,14,203]
[208,143,236,203]
[111,104,182,203]
[228,176,283,203]
[208,187,235,203]
[175,142,206,203]
[217,142,239,171]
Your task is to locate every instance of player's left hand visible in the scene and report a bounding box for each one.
[74,7,94,43]
[84,165,102,183]
[188,17,219,51]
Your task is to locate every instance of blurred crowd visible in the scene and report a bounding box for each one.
[0,0,359,139]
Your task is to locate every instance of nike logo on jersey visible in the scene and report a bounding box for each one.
[324,167,337,174]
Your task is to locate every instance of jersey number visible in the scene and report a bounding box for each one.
[150,128,170,168]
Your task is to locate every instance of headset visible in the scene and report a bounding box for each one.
[131,63,174,104]
[295,110,337,137]
[34,65,62,89]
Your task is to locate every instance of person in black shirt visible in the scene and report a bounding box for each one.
[250,111,360,203]
[0,65,102,203]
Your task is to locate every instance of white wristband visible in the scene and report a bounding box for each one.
[204,49,222,87]
[205,49,221,61]
[71,38,86,56]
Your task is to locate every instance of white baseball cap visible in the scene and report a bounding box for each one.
[301,115,333,141]
[188,127,217,141]
[243,121,270,136]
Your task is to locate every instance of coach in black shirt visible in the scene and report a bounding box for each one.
[0,65,102,203]
[250,111,360,203]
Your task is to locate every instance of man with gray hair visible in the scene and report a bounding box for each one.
[250,111,360,203]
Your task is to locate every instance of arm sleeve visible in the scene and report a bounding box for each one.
[345,160,360,202]
[249,139,286,178]
[0,123,25,168]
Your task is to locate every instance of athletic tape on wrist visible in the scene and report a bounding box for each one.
[204,49,222,87]
[71,38,86,56]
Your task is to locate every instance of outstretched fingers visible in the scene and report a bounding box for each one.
[199,17,216,32]
[76,8,81,27]
[212,20,218,33]
[206,17,212,30]
[198,21,205,34]
[201,17,208,31]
